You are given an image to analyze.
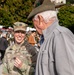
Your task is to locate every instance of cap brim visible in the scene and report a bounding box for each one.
[14,28,26,32]
[28,4,55,19]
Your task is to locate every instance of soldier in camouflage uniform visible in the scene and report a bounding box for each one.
[2,22,38,75]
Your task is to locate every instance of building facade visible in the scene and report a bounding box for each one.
[51,0,66,4]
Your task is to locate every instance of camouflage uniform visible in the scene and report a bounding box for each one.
[2,40,37,75]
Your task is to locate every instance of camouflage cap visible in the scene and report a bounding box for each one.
[13,22,27,32]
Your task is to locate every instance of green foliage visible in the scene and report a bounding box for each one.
[58,5,74,27]
[0,0,74,31]
[66,0,74,4]
[0,0,34,27]
[58,5,74,33]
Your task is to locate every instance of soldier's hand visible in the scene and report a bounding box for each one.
[14,57,22,68]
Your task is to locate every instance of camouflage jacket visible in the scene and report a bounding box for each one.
[2,40,38,75]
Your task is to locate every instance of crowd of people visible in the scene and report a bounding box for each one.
[0,0,74,75]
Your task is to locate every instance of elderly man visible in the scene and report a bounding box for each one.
[2,22,37,75]
[28,0,74,75]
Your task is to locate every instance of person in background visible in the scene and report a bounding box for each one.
[28,30,37,46]
[7,31,14,46]
[2,22,37,75]
[0,32,8,65]
[28,30,40,52]
[0,30,2,38]
[28,0,74,75]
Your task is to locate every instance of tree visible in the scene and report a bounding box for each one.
[57,5,74,33]
[66,0,74,4]
[0,0,35,27]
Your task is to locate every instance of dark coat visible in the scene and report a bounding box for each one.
[0,37,8,51]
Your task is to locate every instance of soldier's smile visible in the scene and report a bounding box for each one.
[14,30,25,44]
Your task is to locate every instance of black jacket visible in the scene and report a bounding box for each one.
[0,37,8,50]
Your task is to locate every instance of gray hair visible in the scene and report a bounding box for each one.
[33,10,58,23]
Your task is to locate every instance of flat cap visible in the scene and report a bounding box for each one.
[28,0,55,19]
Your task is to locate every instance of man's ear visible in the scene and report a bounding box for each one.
[37,15,44,26]
[38,15,43,22]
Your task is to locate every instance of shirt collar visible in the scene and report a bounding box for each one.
[42,19,59,40]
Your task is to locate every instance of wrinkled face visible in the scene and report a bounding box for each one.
[14,30,25,44]
[33,19,41,34]
[32,15,45,35]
